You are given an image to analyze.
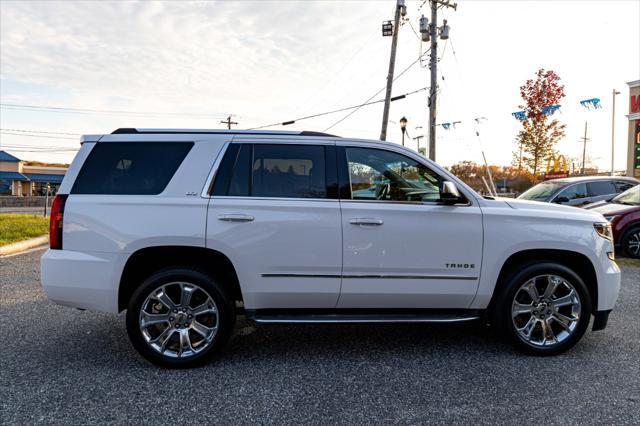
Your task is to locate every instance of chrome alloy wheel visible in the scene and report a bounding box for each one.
[627,231,640,257]
[139,282,219,358]
[511,275,581,347]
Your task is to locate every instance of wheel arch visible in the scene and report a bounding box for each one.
[487,249,598,316]
[118,246,242,312]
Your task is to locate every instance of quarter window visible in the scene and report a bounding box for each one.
[71,142,193,195]
[344,147,443,202]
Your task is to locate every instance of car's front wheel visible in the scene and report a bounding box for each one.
[620,226,640,259]
[126,267,235,368]
[496,263,592,356]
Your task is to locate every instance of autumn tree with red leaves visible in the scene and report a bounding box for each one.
[513,69,566,176]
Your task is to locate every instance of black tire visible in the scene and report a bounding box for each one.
[620,225,640,259]
[494,262,592,356]
[126,267,235,368]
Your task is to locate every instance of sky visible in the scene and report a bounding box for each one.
[1,0,639,170]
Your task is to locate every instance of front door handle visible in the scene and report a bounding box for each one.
[349,218,384,226]
[217,214,254,222]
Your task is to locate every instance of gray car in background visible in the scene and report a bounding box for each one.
[518,176,638,207]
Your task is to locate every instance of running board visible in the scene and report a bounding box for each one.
[245,309,482,324]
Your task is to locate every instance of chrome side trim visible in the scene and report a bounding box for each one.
[261,273,477,280]
[261,274,341,278]
[251,316,481,324]
[343,274,478,280]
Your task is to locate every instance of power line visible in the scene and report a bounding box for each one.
[0,131,78,140]
[323,49,430,132]
[0,103,231,118]
[249,86,428,131]
[0,128,81,136]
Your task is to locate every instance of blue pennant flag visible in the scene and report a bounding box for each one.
[580,98,602,109]
[542,105,561,115]
[512,111,527,120]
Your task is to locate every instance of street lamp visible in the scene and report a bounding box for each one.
[399,116,408,146]
[611,89,621,176]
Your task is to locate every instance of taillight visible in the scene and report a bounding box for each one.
[49,194,68,250]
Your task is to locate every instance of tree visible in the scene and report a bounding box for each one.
[448,161,535,194]
[513,69,566,177]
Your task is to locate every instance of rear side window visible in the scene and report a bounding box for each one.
[615,181,635,193]
[587,181,616,196]
[212,144,336,199]
[72,142,193,195]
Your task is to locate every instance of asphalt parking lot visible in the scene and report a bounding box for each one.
[1,249,639,425]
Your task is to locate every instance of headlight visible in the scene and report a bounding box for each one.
[594,222,613,242]
[604,215,618,223]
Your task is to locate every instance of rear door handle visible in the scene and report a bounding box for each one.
[217,214,254,222]
[349,218,384,226]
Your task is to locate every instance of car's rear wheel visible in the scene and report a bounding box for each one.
[126,267,235,368]
[620,226,640,259]
[496,263,592,355]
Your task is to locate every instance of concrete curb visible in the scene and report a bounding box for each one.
[0,235,49,257]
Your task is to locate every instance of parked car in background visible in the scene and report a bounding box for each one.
[585,185,640,258]
[517,176,638,207]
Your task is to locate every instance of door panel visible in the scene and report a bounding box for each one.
[206,142,342,310]
[336,145,483,309]
[207,198,342,309]
[338,201,482,308]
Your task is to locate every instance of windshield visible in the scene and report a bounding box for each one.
[612,185,640,205]
[518,181,565,201]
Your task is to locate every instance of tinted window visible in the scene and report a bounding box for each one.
[345,147,442,202]
[556,183,587,200]
[587,181,616,196]
[72,142,193,195]
[212,144,330,199]
[615,181,635,193]
[252,145,326,198]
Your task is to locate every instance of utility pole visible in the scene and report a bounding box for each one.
[580,121,590,175]
[611,89,620,176]
[380,0,405,141]
[427,0,456,161]
[413,135,425,154]
[220,116,238,129]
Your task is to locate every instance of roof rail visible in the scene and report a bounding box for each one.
[111,128,338,137]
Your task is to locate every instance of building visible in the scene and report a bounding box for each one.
[626,79,640,178]
[0,151,67,196]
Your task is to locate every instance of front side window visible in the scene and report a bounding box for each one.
[212,144,332,199]
[556,183,588,200]
[345,147,442,202]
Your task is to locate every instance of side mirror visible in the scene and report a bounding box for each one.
[553,196,569,204]
[440,181,462,204]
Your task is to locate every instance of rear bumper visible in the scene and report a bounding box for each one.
[40,249,121,313]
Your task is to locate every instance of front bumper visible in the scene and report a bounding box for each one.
[596,259,621,311]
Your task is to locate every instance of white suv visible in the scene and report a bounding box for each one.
[41,128,621,367]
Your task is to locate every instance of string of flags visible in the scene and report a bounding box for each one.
[436,97,604,130]
[580,98,602,109]
[511,104,562,121]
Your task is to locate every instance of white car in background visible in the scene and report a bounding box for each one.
[41,128,620,367]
